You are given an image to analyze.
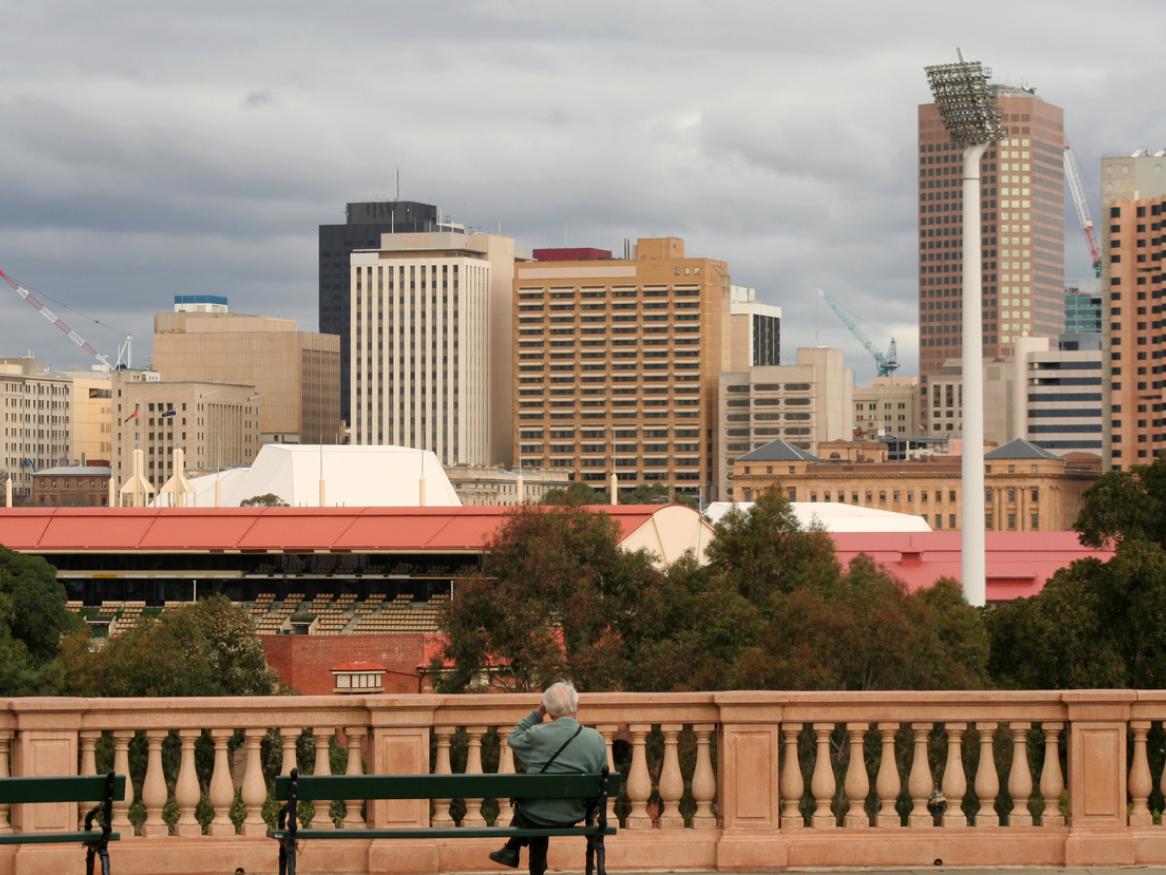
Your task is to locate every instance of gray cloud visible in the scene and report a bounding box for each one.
[1,0,1164,381]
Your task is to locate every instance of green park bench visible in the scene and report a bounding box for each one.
[0,772,125,875]
[271,768,619,875]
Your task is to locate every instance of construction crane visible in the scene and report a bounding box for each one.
[0,267,132,369]
[815,287,899,377]
[1063,144,1101,278]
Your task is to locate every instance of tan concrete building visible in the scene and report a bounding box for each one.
[918,87,1065,419]
[718,347,853,500]
[854,376,921,439]
[1100,150,1166,470]
[68,371,112,464]
[111,370,260,495]
[926,357,1015,444]
[350,231,516,467]
[153,310,340,445]
[443,464,570,506]
[512,238,739,502]
[731,437,1097,532]
[0,357,71,500]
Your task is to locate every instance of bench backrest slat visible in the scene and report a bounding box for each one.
[274,772,620,803]
[0,776,127,805]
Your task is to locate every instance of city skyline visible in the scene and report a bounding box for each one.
[1,2,1164,381]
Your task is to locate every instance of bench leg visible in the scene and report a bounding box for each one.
[279,838,297,875]
[86,845,95,875]
[596,835,606,875]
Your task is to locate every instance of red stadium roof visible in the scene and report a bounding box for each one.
[0,505,668,553]
[828,530,1114,601]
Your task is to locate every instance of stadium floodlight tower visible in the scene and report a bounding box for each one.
[924,49,1003,609]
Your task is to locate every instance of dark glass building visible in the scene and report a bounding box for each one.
[319,201,439,424]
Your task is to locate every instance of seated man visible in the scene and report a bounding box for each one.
[489,681,607,875]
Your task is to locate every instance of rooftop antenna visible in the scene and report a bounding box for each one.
[395,166,400,201]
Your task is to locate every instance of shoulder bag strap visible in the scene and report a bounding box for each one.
[539,724,584,773]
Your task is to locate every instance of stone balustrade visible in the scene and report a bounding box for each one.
[0,691,1165,873]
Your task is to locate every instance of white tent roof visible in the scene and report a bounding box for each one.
[704,501,932,533]
[155,444,461,508]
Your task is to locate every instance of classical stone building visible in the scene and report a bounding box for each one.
[854,376,921,439]
[730,437,1097,532]
[443,464,570,506]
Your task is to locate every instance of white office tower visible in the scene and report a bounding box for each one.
[349,231,515,467]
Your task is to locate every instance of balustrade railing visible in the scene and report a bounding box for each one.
[0,691,1164,872]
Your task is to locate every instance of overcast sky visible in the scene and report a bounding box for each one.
[1,1,1162,382]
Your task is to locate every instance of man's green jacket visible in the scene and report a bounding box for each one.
[508,709,608,825]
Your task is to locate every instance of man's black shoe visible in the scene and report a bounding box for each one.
[489,847,520,868]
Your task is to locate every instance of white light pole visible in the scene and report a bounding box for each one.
[925,50,1003,608]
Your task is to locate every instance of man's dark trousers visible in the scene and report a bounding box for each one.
[502,807,568,875]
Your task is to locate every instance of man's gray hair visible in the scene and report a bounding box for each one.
[542,681,579,718]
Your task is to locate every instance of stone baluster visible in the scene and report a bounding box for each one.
[343,727,367,829]
[625,724,653,829]
[432,727,454,828]
[208,728,236,836]
[941,723,968,828]
[601,728,620,830]
[78,731,100,828]
[462,727,487,827]
[141,729,170,837]
[875,723,900,827]
[496,726,516,825]
[658,724,685,828]
[311,726,336,829]
[174,729,202,836]
[810,723,836,828]
[974,722,999,827]
[1038,722,1065,827]
[780,723,804,830]
[907,723,933,827]
[0,731,11,834]
[1007,722,1033,827]
[691,724,717,829]
[110,731,134,832]
[280,728,300,776]
[1128,720,1152,826]
[240,728,268,836]
[843,723,870,828]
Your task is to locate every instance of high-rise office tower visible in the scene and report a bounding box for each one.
[918,86,1064,389]
[512,238,739,502]
[319,200,439,425]
[729,286,781,366]
[349,230,516,467]
[1101,149,1166,469]
[1064,286,1102,335]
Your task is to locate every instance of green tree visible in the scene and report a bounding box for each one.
[620,483,669,504]
[540,481,606,506]
[241,493,288,507]
[0,548,78,694]
[435,504,659,691]
[61,595,279,696]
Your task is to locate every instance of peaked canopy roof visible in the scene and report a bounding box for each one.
[737,439,818,463]
[985,438,1061,461]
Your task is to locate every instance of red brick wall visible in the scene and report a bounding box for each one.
[260,634,434,695]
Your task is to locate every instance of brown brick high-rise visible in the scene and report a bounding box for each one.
[918,87,1064,404]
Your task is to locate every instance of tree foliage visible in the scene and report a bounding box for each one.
[61,595,280,696]
[540,481,607,506]
[0,547,78,694]
[437,487,990,693]
[241,493,289,507]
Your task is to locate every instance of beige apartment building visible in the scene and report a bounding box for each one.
[854,375,921,439]
[68,371,112,464]
[918,87,1065,424]
[718,347,854,500]
[732,437,1097,532]
[513,238,739,501]
[153,310,340,445]
[111,370,260,494]
[350,231,516,467]
[1100,150,1166,470]
[0,357,71,500]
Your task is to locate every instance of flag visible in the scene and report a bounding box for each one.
[19,458,34,469]
[161,407,177,418]
[123,406,139,423]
